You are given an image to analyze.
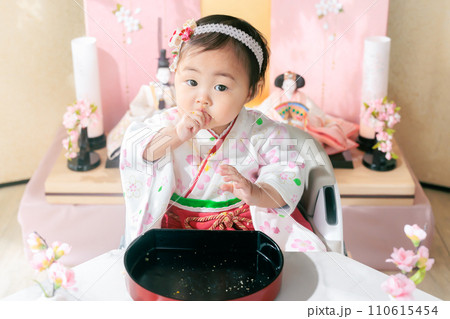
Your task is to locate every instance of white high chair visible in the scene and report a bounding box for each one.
[283,124,345,254]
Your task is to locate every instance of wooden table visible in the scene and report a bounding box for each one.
[334,143,415,206]
[44,148,123,205]
[45,143,415,206]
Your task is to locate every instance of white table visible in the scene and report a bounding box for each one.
[4,249,439,301]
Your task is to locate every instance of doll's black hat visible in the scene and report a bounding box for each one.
[158,49,170,68]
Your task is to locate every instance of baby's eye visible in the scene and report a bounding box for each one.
[214,84,228,92]
[186,79,198,87]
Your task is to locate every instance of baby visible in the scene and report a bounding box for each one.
[120,15,326,252]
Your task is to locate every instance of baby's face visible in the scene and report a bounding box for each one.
[174,44,252,135]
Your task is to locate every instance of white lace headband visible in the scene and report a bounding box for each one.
[168,19,264,72]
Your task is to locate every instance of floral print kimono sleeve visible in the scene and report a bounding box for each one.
[254,121,305,216]
[120,108,179,246]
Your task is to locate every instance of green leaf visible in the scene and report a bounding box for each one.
[385,128,396,135]
[112,4,122,14]
[392,152,399,160]
[293,178,301,186]
[382,96,388,104]
[372,142,381,149]
[410,268,426,285]
[158,186,162,192]
[364,102,370,109]
[256,118,263,125]
[395,106,401,112]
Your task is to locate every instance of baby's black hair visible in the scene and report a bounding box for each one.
[179,14,270,100]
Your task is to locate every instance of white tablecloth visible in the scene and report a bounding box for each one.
[4,249,438,301]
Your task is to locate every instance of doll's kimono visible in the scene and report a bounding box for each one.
[120,107,326,252]
[256,90,359,155]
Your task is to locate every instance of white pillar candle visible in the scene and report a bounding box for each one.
[360,36,391,139]
[71,37,104,138]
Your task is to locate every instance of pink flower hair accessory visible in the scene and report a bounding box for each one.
[168,19,197,72]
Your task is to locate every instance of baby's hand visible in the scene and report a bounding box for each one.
[219,164,260,206]
[219,164,288,208]
[176,110,212,141]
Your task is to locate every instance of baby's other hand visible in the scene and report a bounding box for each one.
[218,164,260,205]
[176,110,212,141]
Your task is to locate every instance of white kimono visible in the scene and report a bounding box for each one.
[120,107,326,252]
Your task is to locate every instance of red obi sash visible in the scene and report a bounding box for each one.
[162,204,255,231]
[162,204,313,232]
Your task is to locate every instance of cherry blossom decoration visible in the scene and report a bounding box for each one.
[315,0,344,41]
[381,224,434,301]
[362,96,401,160]
[62,99,99,159]
[27,232,76,298]
[113,4,143,45]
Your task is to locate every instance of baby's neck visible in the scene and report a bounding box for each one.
[211,124,228,136]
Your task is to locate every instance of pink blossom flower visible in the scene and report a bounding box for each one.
[381,273,416,300]
[62,137,70,150]
[69,129,79,141]
[373,98,384,112]
[378,111,388,121]
[63,112,78,129]
[291,239,315,252]
[65,151,77,159]
[416,246,435,271]
[31,248,55,272]
[27,232,47,253]
[404,224,427,247]
[386,247,420,273]
[378,139,393,153]
[62,99,98,159]
[376,131,389,142]
[373,120,385,133]
[51,242,71,260]
[48,262,76,289]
